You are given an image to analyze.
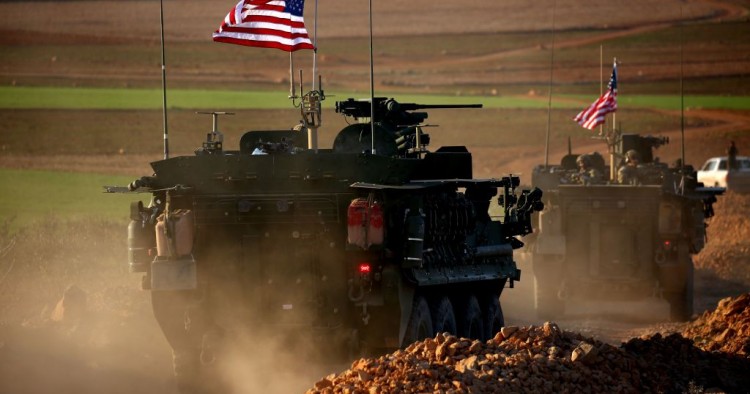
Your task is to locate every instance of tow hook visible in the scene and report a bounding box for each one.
[557,280,569,301]
[348,279,365,302]
[200,327,225,366]
[360,303,370,325]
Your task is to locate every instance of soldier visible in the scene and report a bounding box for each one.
[727,141,738,171]
[618,149,641,185]
[575,154,604,185]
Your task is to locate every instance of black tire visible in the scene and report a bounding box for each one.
[667,260,695,322]
[151,291,207,393]
[430,297,457,336]
[457,295,484,340]
[173,348,203,394]
[531,255,565,320]
[482,294,504,341]
[402,296,434,347]
[534,276,565,320]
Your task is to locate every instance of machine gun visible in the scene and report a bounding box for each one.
[333,98,483,157]
[618,134,669,165]
[335,97,482,127]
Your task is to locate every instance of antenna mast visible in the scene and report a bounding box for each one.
[544,0,557,169]
[368,0,376,155]
[680,5,686,171]
[159,0,169,160]
[312,0,318,91]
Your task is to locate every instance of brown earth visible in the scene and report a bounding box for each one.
[307,318,750,393]
[0,0,732,41]
[1,0,750,393]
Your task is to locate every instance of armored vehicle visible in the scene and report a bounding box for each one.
[528,134,720,322]
[116,96,541,388]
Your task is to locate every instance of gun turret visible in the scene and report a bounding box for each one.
[618,134,669,164]
[335,97,482,127]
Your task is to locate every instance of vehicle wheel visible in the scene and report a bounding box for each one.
[531,254,565,320]
[402,296,434,347]
[667,260,694,322]
[430,297,457,336]
[173,348,203,393]
[482,294,504,341]
[457,295,484,340]
[151,291,207,393]
[534,276,565,320]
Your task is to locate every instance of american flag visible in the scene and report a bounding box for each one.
[213,0,315,52]
[574,62,618,130]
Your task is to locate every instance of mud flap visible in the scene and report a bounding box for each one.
[397,283,416,348]
[534,234,566,256]
[151,256,197,291]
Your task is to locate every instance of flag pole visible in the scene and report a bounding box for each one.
[599,45,603,136]
[289,52,296,99]
[159,0,169,160]
[610,57,617,181]
[544,0,557,169]
[368,0,376,155]
[612,57,616,135]
[312,0,318,91]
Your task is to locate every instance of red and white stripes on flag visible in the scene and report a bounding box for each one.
[213,0,315,52]
[574,62,618,130]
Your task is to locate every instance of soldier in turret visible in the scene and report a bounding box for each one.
[618,149,641,185]
[575,154,604,185]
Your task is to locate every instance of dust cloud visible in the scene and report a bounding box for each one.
[207,332,347,394]
[0,218,350,393]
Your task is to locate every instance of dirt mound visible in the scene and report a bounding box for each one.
[307,321,750,394]
[682,293,750,358]
[621,332,750,393]
[695,192,750,285]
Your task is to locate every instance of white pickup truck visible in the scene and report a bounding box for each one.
[697,156,750,191]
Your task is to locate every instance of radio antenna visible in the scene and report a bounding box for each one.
[312,0,318,91]
[679,5,686,171]
[544,0,557,169]
[159,0,169,160]
[368,0,376,155]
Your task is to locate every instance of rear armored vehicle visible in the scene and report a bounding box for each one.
[528,134,721,321]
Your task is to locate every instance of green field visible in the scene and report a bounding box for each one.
[1,86,749,110]
[0,168,148,230]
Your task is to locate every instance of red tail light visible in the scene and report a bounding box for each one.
[358,263,372,274]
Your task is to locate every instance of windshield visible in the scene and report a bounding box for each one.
[701,160,717,171]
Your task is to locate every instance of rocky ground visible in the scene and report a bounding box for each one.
[307,309,750,393]
[683,293,750,357]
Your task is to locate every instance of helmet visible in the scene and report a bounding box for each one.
[625,149,640,163]
[576,154,591,167]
